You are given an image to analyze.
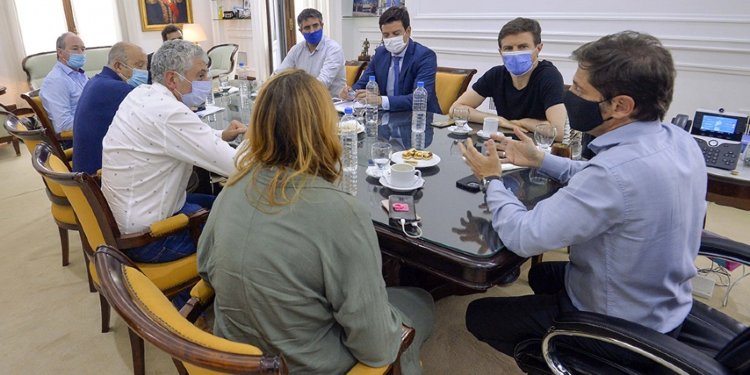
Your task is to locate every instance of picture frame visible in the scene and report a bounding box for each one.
[139,0,194,32]
[352,0,405,17]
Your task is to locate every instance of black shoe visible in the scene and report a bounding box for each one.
[498,266,521,285]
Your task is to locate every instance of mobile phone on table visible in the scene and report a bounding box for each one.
[388,195,417,224]
[456,174,481,193]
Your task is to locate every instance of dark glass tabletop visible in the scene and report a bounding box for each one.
[355,111,560,259]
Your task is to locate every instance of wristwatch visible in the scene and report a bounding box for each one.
[481,175,502,193]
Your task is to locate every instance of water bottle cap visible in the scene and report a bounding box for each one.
[369,75,376,81]
[239,62,245,67]
[344,107,353,114]
[417,81,424,88]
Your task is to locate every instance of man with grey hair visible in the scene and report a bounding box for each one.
[73,42,147,174]
[101,39,246,267]
[275,8,346,97]
[40,32,88,134]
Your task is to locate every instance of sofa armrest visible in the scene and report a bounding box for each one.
[543,311,731,375]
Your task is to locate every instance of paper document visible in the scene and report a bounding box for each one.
[334,100,366,113]
[196,105,225,117]
[502,163,525,171]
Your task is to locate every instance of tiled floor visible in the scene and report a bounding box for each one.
[1,144,747,374]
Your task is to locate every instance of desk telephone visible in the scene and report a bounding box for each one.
[673,110,749,170]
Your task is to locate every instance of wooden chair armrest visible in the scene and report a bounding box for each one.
[180,279,215,321]
[58,130,73,140]
[149,213,190,237]
[12,107,34,117]
[347,325,416,375]
[187,209,210,245]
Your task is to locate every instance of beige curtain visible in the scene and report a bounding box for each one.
[0,1,31,107]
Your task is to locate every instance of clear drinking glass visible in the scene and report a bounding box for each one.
[534,123,556,152]
[219,74,231,94]
[353,97,367,124]
[371,142,392,176]
[452,107,470,130]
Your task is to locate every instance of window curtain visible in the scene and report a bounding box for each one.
[0,0,31,107]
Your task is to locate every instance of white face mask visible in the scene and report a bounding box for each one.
[383,35,407,54]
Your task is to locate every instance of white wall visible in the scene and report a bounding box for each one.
[336,0,750,119]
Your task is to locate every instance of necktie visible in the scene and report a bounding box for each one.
[393,56,402,95]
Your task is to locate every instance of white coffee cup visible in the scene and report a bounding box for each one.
[389,163,422,187]
[482,117,499,137]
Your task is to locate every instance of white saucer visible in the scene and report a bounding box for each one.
[379,175,425,192]
[477,130,500,138]
[448,125,472,135]
[391,151,441,168]
[366,166,388,178]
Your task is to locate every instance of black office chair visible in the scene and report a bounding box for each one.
[513,231,750,375]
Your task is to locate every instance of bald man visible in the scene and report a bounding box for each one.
[73,42,148,174]
[40,32,89,134]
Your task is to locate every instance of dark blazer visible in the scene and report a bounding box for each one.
[353,39,441,113]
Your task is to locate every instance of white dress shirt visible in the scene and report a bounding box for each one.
[275,36,346,97]
[102,83,236,234]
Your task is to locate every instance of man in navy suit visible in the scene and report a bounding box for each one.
[345,6,440,113]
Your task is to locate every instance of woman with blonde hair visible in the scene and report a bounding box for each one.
[197,69,434,374]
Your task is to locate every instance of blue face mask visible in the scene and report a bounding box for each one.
[174,72,212,108]
[502,50,534,76]
[67,53,86,70]
[303,28,323,45]
[123,64,148,87]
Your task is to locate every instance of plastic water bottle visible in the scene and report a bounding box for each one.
[237,62,248,80]
[339,107,359,195]
[411,81,427,133]
[365,76,379,130]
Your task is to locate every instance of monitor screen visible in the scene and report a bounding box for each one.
[699,114,738,134]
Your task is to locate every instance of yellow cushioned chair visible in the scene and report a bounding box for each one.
[22,46,111,90]
[31,143,208,375]
[95,245,288,375]
[4,112,79,269]
[21,89,73,161]
[345,60,368,88]
[0,106,21,156]
[207,43,239,79]
[182,281,415,375]
[435,67,478,115]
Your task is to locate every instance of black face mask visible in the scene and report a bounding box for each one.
[564,90,612,132]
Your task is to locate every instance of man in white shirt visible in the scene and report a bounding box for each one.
[274,8,346,97]
[102,39,245,264]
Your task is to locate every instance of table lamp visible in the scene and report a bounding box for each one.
[182,23,207,44]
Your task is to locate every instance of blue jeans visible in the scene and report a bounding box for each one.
[128,193,215,263]
[127,193,215,307]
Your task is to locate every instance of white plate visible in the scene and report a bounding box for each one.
[477,130,501,138]
[391,151,441,168]
[379,175,425,192]
[448,125,472,135]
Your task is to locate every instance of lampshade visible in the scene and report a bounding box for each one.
[182,23,207,43]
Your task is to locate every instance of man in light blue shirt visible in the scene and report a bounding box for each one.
[274,8,346,97]
[460,31,707,370]
[40,32,89,133]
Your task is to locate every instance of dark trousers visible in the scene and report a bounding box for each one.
[466,261,674,372]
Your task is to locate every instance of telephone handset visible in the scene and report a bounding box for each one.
[671,114,692,132]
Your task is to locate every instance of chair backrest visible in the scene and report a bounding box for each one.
[345,60,367,87]
[207,44,239,79]
[32,143,118,255]
[20,89,72,166]
[22,46,111,89]
[94,245,287,375]
[4,114,72,203]
[715,327,750,373]
[435,67,478,115]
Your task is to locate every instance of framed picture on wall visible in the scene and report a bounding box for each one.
[139,0,194,31]
[352,0,379,17]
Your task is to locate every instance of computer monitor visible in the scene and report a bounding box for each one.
[690,109,748,142]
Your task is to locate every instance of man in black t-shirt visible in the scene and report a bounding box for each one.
[450,18,565,140]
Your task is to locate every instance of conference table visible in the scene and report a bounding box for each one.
[203,91,561,293]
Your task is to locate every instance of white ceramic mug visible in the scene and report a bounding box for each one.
[389,163,422,187]
[482,117,499,137]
